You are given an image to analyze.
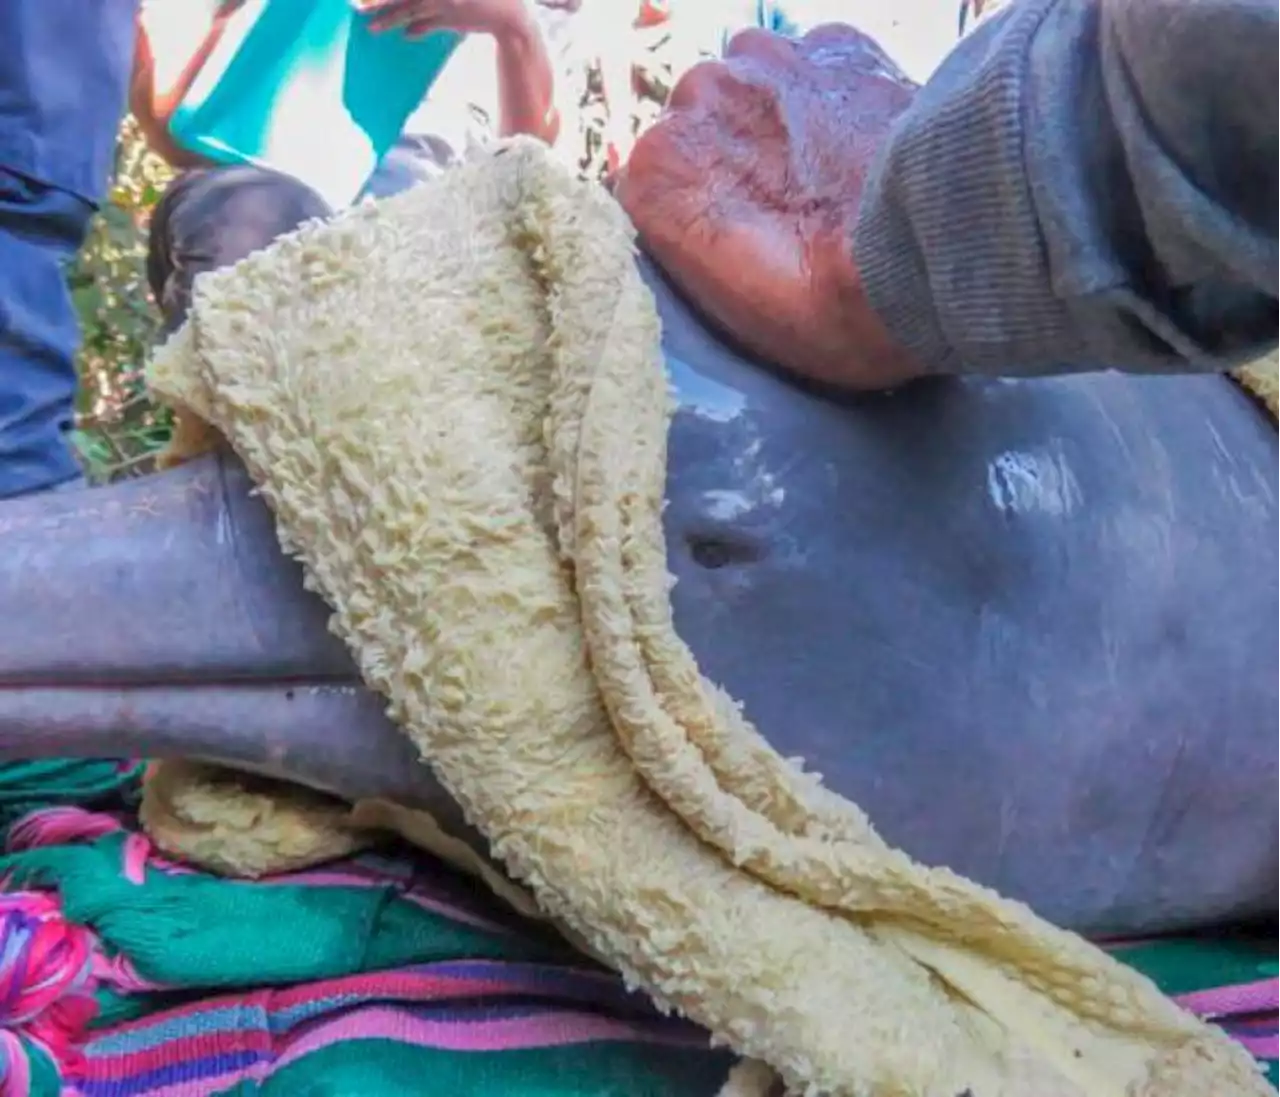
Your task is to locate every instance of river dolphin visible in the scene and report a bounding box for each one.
[0,256,1274,941]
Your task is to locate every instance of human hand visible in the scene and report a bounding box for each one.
[132,0,252,167]
[614,25,927,391]
[357,0,533,38]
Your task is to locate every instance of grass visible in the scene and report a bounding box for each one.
[69,119,176,485]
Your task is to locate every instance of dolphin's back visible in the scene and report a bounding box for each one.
[647,256,1279,935]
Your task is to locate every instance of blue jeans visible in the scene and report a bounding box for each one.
[0,169,96,498]
[0,0,138,499]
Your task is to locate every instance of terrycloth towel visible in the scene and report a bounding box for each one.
[1236,350,1279,418]
[142,138,1272,1096]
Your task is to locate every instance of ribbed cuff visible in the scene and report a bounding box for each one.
[853,0,1091,377]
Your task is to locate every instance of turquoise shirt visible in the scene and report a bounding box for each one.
[166,0,462,208]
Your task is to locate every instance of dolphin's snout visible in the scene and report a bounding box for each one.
[0,453,454,812]
[0,452,354,687]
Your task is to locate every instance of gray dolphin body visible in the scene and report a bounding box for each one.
[0,256,1275,939]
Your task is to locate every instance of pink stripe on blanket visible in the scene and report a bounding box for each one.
[85,972,522,1066]
[1175,978,1279,1019]
[274,1005,712,1067]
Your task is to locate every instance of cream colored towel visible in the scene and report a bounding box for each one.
[145,140,1269,1097]
[1236,351,1278,418]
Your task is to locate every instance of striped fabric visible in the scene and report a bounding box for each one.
[78,965,726,1096]
[0,799,735,1097]
[0,764,1272,1095]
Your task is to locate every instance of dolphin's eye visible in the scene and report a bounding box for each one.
[691,538,733,569]
[687,533,762,570]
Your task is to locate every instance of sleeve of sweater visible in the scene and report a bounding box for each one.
[852,0,1279,378]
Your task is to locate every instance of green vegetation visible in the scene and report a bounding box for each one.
[69,119,175,484]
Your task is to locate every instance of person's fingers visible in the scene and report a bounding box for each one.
[798,23,917,87]
[723,26,798,69]
[614,117,702,235]
[664,58,737,112]
[663,55,785,151]
[619,134,754,304]
[798,21,879,51]
[621,45,801,251]
[404,15,447,38]
[363,0,433,31]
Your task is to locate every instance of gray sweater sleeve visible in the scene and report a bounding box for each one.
[853,0,1279,378]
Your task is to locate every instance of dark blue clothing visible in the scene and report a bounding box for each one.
[0,172,98,497]
[0,0,138,202]
[0,0,138,498]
